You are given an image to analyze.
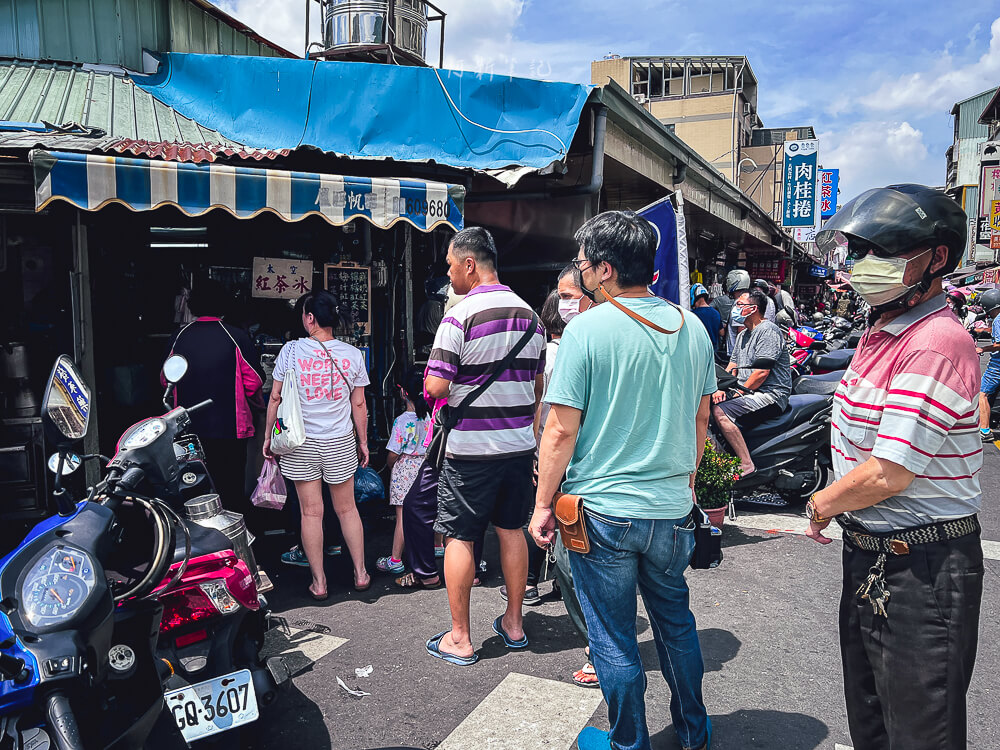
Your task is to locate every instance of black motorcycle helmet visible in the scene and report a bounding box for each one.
[980,288,1000,315]
[815,184,967,274]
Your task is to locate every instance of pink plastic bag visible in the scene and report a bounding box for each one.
[251,457,287,510]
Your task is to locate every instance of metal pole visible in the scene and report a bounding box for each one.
[439,15,445,68]
[304,0,310,58]
[404,226,414,366]
[72,214,99,485]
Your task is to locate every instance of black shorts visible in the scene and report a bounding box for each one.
[434,454,533,541]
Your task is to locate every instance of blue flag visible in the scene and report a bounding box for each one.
[640,197,680,304]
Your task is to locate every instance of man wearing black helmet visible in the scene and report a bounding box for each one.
[974,287,1000,440]
[806,185,983,750]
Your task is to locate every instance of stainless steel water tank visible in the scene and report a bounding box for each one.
[323,0,428,62]
[184,494,262,592]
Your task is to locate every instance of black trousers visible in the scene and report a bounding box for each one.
[200,437,250,517]
[839,532,984,750]
[402,460,482,581]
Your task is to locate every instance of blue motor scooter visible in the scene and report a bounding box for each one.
[0,355,188,749]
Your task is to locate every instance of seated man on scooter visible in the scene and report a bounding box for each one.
[712,288,793,476]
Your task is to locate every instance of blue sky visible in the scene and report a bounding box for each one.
[224,0,1000,203]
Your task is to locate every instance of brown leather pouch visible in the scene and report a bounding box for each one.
[554,492,590,554]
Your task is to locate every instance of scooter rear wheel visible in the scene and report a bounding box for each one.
[783,462,829,503]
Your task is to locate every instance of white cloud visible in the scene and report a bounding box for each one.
[216,0,309,56]
[859,16,1000,114]
[819,121,936,202]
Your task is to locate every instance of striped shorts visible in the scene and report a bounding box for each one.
[278,433,358,485]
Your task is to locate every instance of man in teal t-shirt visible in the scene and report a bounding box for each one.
[530,211,715,750]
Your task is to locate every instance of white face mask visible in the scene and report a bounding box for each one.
[558,297,582,323]
[849,249,931,307]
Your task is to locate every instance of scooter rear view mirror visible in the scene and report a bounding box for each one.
[163,355,189,385]
[41,356,91,445]
[47,452,82,476]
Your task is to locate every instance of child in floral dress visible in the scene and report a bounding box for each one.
[376,369,431,575]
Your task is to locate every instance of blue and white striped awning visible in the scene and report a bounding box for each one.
[31,150,464,232]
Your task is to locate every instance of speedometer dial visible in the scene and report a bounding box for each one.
[21,547,97,628]
[25,574,87,619]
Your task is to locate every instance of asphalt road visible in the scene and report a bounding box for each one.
[242,441,1000,750]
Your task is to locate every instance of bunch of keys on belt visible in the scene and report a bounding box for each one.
[540,543,557,580]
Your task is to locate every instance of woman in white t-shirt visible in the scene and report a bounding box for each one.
[264,291,371,599]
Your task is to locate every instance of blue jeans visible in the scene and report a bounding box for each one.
[569,508,708,750]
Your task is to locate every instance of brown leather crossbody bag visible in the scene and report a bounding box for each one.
[552,286,684,555]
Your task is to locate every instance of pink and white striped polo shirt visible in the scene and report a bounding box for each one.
[831,295,983,532]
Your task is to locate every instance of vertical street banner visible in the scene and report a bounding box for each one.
[641,194,687,308]
[782,139,819,228]
[820,168,839,219]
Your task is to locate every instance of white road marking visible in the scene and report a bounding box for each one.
[835,744,854,749]
[261,626,348,676]
[437,672,604,750]
[730,512,1000,561]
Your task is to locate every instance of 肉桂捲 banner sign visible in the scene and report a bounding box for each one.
[782,139,819,228]
[252,257,313,299]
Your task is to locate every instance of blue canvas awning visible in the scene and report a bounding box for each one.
[31,150,465,232]
[132,54,592,173]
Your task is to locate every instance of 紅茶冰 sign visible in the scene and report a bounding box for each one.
[782,139,819,228]
[252,257,313,299]
[819,169,839,219]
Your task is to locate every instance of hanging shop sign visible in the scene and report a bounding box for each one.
[794,226,818,244]
[325,263,372,334]
[819,169,839,218]
[252,257,313,299]
[809,265,830,278]
[782,139,819,228]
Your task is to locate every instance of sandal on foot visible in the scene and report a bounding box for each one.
[426,631,478,666]
[354,574,371,592]
[395,572,440,589]
[308,584,328,601]
[573,662,600,688]
[492,615,528,649]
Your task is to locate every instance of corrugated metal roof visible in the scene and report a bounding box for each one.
[954,87,997,140]
[0,58,290,162]
[108,138,288,162]
[0,0,293,72]
[0,59,241,145]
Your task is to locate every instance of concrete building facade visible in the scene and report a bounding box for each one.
[592,55,760,183]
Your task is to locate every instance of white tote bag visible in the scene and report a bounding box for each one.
[270,366,306,455]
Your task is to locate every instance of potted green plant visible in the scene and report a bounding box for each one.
[694,439,741,527]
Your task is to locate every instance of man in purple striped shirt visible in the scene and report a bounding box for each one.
[423,227,546,666]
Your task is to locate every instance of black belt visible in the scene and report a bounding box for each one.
[836,514,980,618]
[838,514,980,556]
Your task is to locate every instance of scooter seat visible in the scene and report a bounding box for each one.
[813,348,855,372]
[744,395,829,447]
[793,369,845,396]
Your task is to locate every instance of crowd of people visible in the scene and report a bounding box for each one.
[168,183,985,750]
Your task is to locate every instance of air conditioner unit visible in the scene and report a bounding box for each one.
[743,101,752,115]
[633,93,648,105]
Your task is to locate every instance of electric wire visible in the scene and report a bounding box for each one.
[432,68,568,156]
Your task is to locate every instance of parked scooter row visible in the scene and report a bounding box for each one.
[0,355,287,748]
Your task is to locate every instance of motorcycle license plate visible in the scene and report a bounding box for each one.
[165,669,259,742]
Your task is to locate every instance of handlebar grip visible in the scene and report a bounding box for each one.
[46,693,84,750]
[118,466,146,490]
[186,399,213,414]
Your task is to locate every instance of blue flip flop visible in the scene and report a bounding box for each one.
[492,615,529,649]
[576,727,612,750]
[426,631,479,666]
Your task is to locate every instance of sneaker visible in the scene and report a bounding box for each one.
[499,585,542,605]
[479,560,488,574]
[280,545,309,567]
[981,428,994,442]
[325,545,343,557]
[376,556,405,575]
[434,545,445,558]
